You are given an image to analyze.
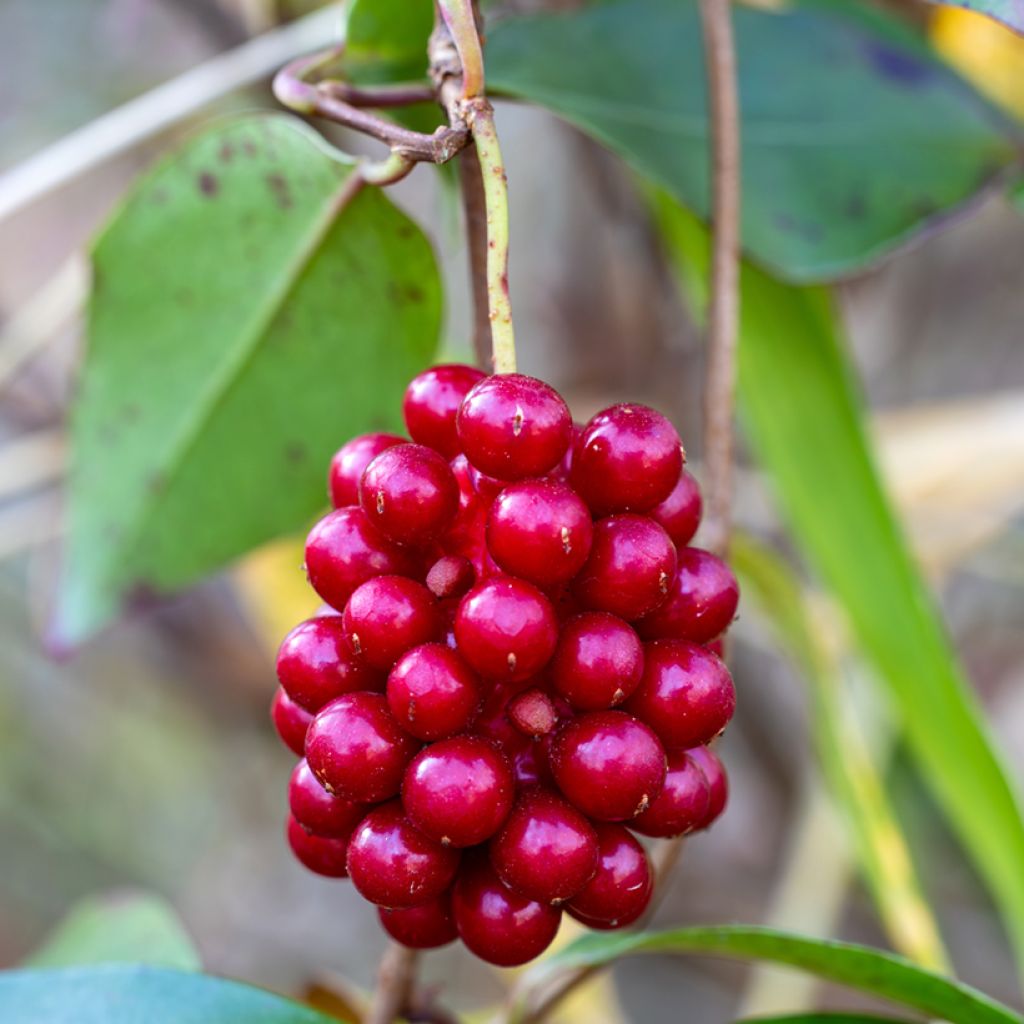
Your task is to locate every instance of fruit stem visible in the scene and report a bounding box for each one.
[364,943,419,1024]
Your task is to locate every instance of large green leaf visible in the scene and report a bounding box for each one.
[487,0,1019,281]
[0,966,337,1024]
[53,114,440,646]
[654,195,1024,977]
[519,927,1023,1024]
[26,893,200,971]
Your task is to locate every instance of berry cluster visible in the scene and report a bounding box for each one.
[272,366,738,966]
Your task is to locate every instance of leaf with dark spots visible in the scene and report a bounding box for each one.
[265,172,293,210]
[196,172,218,197]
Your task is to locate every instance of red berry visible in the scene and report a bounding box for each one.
[403,363,486,458]
[453,855,561,966]
[347,802,460,908]
[550,612,644,710]
[638,548,739,644]
[378,892,458,949]
[387,643,481,741]
[305,508,418,611]
[343,576,441,671]
[403,737,514,847]
[286,815,350,878]
[454,578,558,681]
[573,515,677,621]
[566,824,651,929]
[271,687,312,756]
[705,638,725,658]
[506,687,559,737]
[425,554,476,600]
[630,749,710,838]
[305,693,419,803]
[688,745,729,828]
[649,468,702,547]
[570,404,682,515]
[625,640,736,749]
[486,480,593,587]
[490,789,599,904]
[288,759,368,838]
[456,373,572,481]
[276,617,382,713]
[328,433,405,509]
[550,711,666,821]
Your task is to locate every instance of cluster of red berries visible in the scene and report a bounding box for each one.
[272,365,738,967]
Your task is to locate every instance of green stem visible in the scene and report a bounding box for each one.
[436,0,485,99]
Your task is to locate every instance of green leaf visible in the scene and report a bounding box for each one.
[487,0,1019,282]
[924,0,1024,36]
[53,114,440,647]
[347,0,433,74]
[0,965,338,1024]
[25,893,200,971]
[654,194,1024,978]
[521,927,1023,1024]
[741,1017,917,1024]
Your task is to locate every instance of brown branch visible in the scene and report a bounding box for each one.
[364,943,420,1024]
[318,80,438,109]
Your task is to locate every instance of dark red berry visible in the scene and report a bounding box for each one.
[288,759,368,838]
[570,404,682,515]
[425,554,476,600]
[276,616,382,713]
[566,824,651,929]
[456,373,572,481]
[343,576,441,671]
[454,577,558,681]
[688,745,728,828]
[630,749,710,838]
[453,855,561,966]
[305,508,418,611]
[550,612,644,710]
[402,736,514,847]
[347,801,460,908]
[378,892,457,949]
[506,687,558,737]
[705,638,725,658]
[490,789,599,904]
[551,711,666,821]
[486,480,593,587]
[387,643,481,741]
[286,815,350,878]
[649,468,702,547]
[403,363,486,458]
[637,548,739,644]
[271,687,312,756]
[573,515,677,621]
[305,693,419,803]
[328,433,405,509]
[625,640,736,749]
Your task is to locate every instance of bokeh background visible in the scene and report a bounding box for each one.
[1,1,1023,1021]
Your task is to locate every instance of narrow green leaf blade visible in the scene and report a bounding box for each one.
[54,114,440,646]
[741,1016,918,1024]
[0,966,337,1024]
[487,0,1018,281]
[26,893,200,971]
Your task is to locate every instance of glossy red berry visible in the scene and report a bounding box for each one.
[506,687,559,737]
[688,745,729,829]
[343,576,441,671]
[276,616,382,713]
[305,508,418,611]
[386,643,481,741]
[271,687,313,756]
[425,554,476,600]
[287,815,350,877]
[550,612,644,710]
[490,789,599,904]
[456,373,572,481]
[626,640,736,749]
[486,479,593,587]
[550,711,666,821]
[573,515,677,621]
[403,737,514,847]
[567,824,652,929]
[638,547,739,644]
[403,363,486,458]
[570,404,682,515]
[649,468,702,547]
[328,433,405,509]
[288,759,368,838]
[347,802,460,908]
[305,693,419,803]
[630,749,711,838]
[453,856,562,966]
[454,577,558,681]
[378,892,458,949]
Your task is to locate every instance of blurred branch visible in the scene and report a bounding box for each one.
[0,430,66,501]
[365,943,419,1024]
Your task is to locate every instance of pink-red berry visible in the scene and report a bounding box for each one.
[566,824,651,929]
[649,468,702,547]
[343,576,441,671]
[328,432,405,509]
[403,363,486,459]
[378,892,458,949]
[288,759,368,838]
[688,745,729,829]
[286,815,350,878]
[271,687,313,756]
[630,749,711,838]
[386,643,481,741]
[506,687,559,737]
[550,611,644,710]
[425,554,476,600]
